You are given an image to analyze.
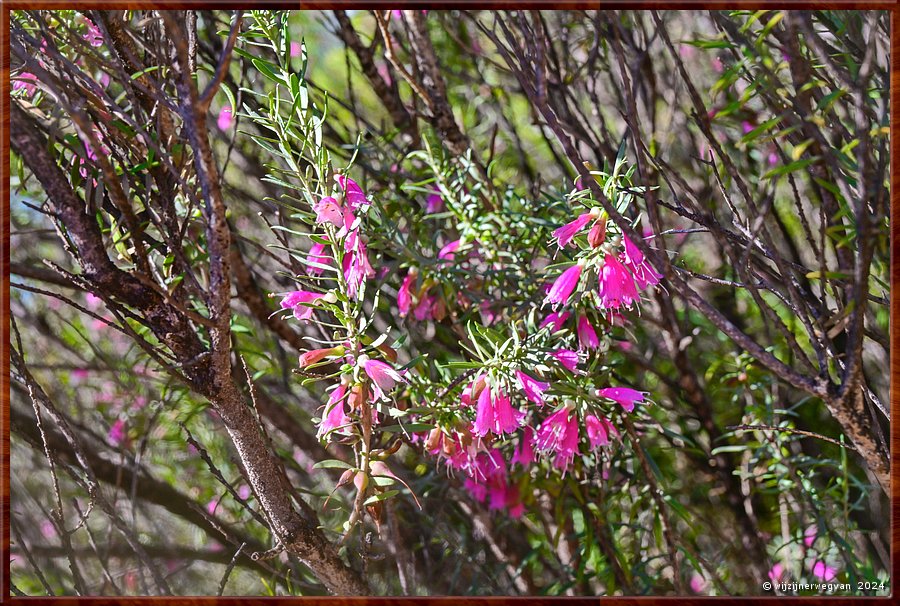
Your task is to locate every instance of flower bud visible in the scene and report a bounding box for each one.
[588,220,606,248]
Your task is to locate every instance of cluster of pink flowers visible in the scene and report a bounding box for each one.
[397,234,481,323]
[548,210,662,312]
[425,426,524,517]
[82,16,103,47]
[12,72,38,97]
[311,174,375,298]
[290,340,408,443]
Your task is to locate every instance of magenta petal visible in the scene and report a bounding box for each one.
[545,264,582,307]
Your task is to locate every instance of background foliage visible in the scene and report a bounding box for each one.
[9,9,890,596]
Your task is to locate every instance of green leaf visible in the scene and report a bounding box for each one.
[312,459,353,470]
[364,490,399,505]
[762,157,819,180]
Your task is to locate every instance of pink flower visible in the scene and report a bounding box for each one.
[811,561,837,581]
[679,44,697,59]
[206,498,219,515]
[342,231,375,299]
[85,292,102,309]
[318,384,352,440]
[438,239,461,261]
[690,574,709,593]
[361,358,406,401]
[40,520,57,539]
[742,120,755,135]
[597,387,646,413]
[598,253,639,309]
[413,295,434,321]
[768,563,786,583]
[534,406,580,471]
[768,151,779,166]
[622,236,663,289]
[463,449,524,517]
[290,41,302,57]
[479,300,499,325]
[238,484,252,500]
[398,271,416,317]
[804,525,817,547]
[552,212,594,248]
[280,290,326,321]
[83,18,103,47]
[299,346,343,367]
[516,370,549,406]
[614,339,633,352]
[313,196,345,228]
[576,315,599,350]
[545,263,582,307]
[474,387,524,437]
[335,174,369,210]
[217,106,234,130]
[307,241,330,275]
[585,414,615,449]
[550,349,580,373]
[108,419,126,446]
[426,186,444,213]
[511,426,535,467]
[540,310,570,332]
[12,72,37,96]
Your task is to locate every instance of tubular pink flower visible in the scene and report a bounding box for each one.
[313,196,345,228]
[622,235,663,289]
[534,406,580,471]
[398,272,416,317]
[12,72,37,96]
[511,426,535,467]
[290,41,303,57]
[804,526,817,547]
[768,563,786,583]
[108,419,126,446]
[335,174,369,210]
[598,253,639,309]
[438,239,461,261]
[362,358,406,400]
[413,295,435,321]
[545,263,582,307]
[550,349,581,373]
[83,18,103,47]
[811,561,837,581]
[576,315,600,350]
[474,387,524,437]
[597,386,647,413]
[342,231,375,299]
[516,370,549,407]
[299,346,343,367]
[540,310,571,331]
[585,414,614,449]
[318,384,351,440]
[217,106,234,130]
[307,241,330,275]
[552,212,593,248]
[426,186,444,213]
[280,290,326,321]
